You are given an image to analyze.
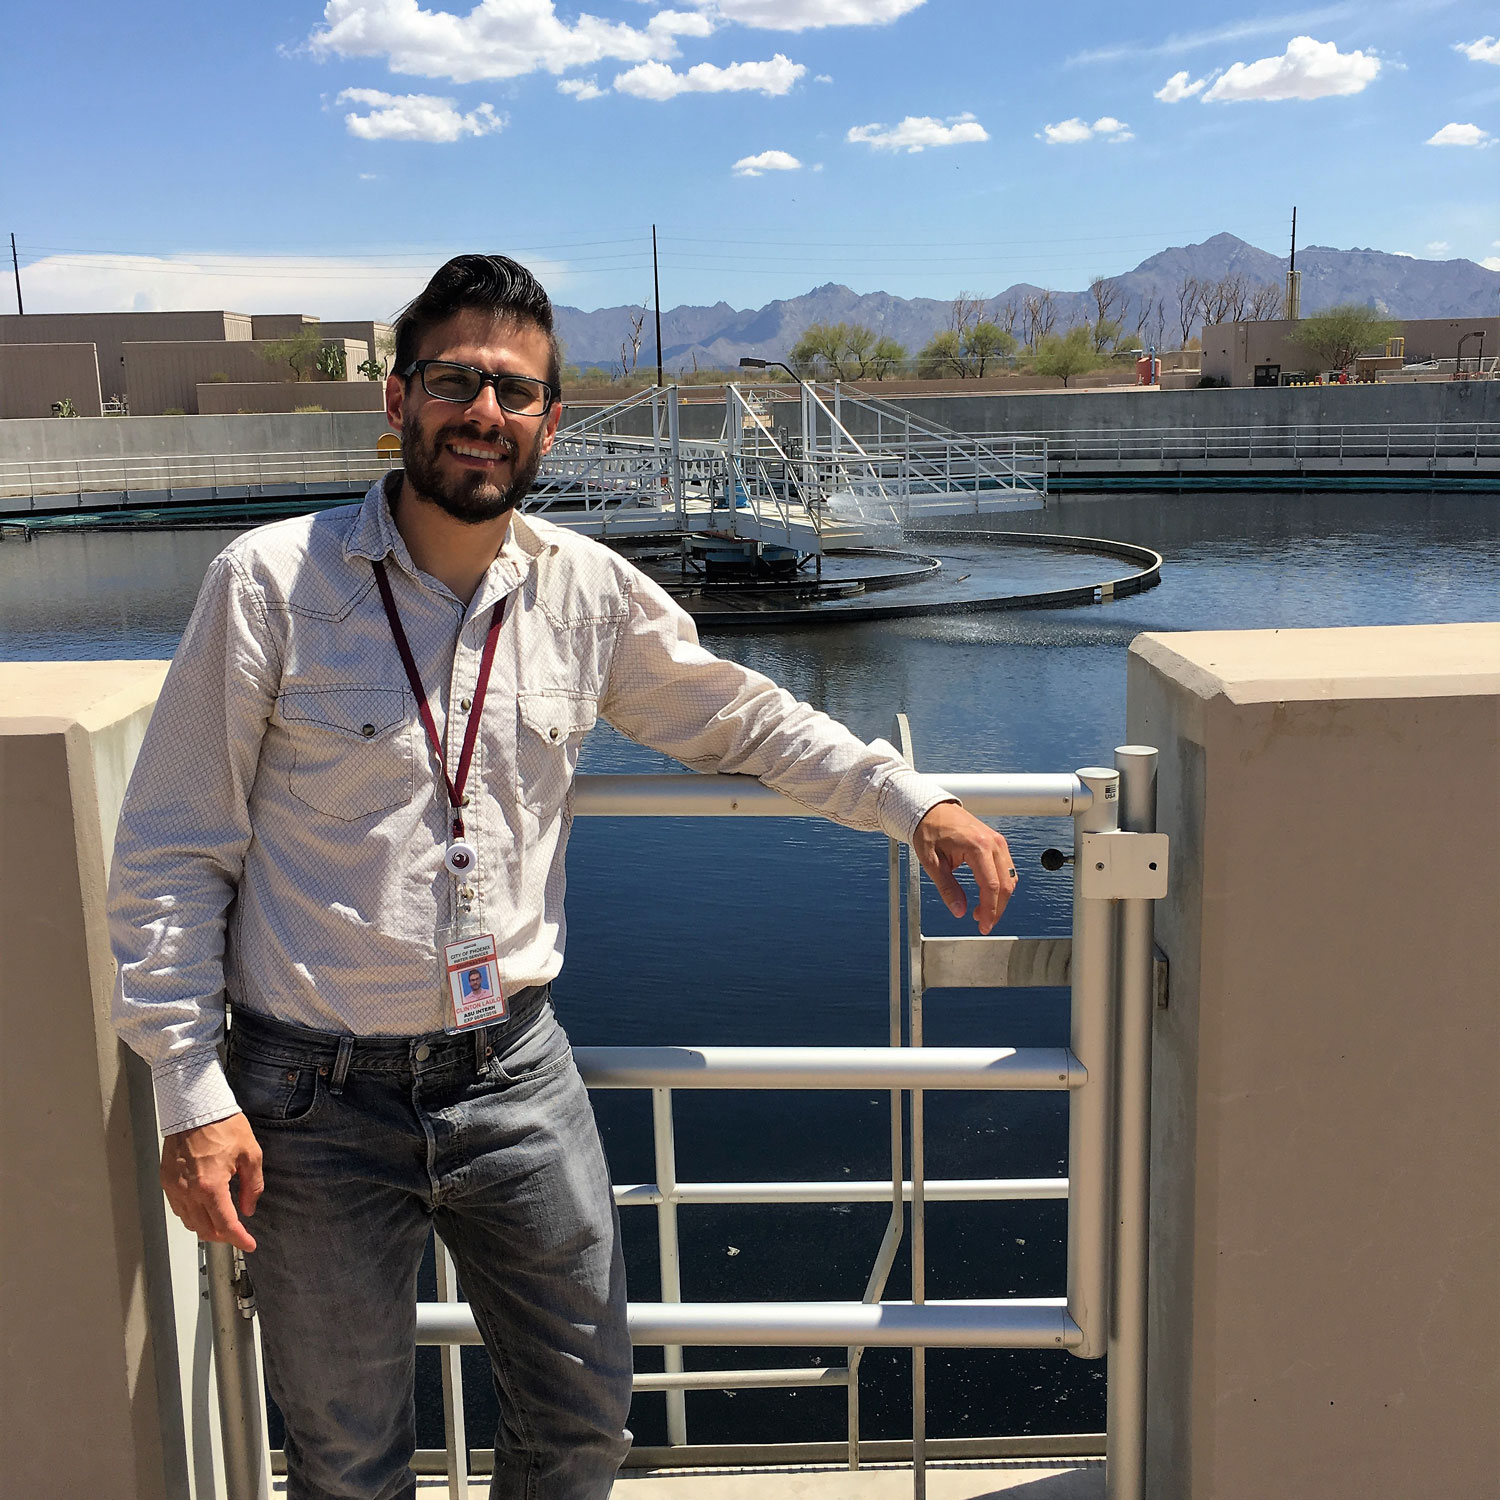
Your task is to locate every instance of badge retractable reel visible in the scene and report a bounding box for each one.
[373,559,509,1032]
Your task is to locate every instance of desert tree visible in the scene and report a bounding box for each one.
[790,322,905,380]
[1295,304,1400,376]
[1032,325,1104,387]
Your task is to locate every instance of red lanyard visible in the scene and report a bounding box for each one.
[373,560,506,841]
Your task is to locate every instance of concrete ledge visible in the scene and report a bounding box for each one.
[1126,624,1500,1500]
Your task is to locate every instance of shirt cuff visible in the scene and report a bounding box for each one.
[876,765,960,845]
[152,1050,241,1137]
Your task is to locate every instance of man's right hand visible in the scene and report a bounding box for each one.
[160,1113,264,1252]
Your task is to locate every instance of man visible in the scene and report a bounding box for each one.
[110,254,1016,1500]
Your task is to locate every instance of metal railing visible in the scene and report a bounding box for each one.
[3,414,1496,513]
[206,739,1166,1500]
[1013,420,1500,468]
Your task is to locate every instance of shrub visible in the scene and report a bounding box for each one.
[294,404,327,413]
[162,406,186,416]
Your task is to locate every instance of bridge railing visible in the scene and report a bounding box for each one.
[205,739,1167,1500]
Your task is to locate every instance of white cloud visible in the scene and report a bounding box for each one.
[557,76,604,99]
[1200,36,1379,101]
[1038,115,1133,144]
[310,0,712,84]
[1155,70,1208,102]
[1426,240,1450,254]
[337,88,505,141]
[14,253,490,321]
[1480,256,1500,271]
[681,0,925,29]
[847,111,988,152]
[1455,36,1500,65]
[733,148,802,175]
[1425,121,1494,146]
[814,73,833,83]
[614,53,804,99]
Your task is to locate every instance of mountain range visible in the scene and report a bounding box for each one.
[553,233,1500,372]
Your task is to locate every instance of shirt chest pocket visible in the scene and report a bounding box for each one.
[516,689,597,816]
[278,685,415,822]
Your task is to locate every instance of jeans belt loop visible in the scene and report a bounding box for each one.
[473,1025,490,1073]
[329,1036,355,1095]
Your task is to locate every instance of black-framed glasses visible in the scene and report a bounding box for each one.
[402,360,556,416]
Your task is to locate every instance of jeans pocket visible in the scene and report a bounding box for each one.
[494,1012,575,1085]
[227,1050,323,1125]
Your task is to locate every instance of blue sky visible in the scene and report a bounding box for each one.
[4,0,1499,318]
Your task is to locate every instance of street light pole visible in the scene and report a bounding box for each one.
[10,233,22,316]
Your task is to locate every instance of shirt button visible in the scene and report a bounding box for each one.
[548,726,560,741]
[361,723,376,737]
[414,1043,431,1062]
[460,697,472,711]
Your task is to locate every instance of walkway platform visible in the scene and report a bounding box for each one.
[358,1461,1105,1498]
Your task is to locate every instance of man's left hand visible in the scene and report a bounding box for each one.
[911,802,1017,935]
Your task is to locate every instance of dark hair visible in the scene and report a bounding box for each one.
[393,254,562,394]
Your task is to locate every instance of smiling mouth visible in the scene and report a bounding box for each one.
[445,438,514,466]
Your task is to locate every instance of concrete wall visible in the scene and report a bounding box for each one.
[197,379,388,415]
[0,661,233,1500]
[0,342,104,418]
[1202,316,1500,386]
[0,312,251,402]
[1125,624,1500,1500]
[0,409,394,463]
[124,338,369,415]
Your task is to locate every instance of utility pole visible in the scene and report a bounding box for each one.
[652,224,664,389]
[10,233,22,315]
[1284,207,1301,322]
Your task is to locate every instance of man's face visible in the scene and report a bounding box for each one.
[385,310,562,523]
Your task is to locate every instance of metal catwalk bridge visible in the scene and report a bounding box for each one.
[0,383,1048,550]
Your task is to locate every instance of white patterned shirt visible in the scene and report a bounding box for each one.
[110,476,953,1135]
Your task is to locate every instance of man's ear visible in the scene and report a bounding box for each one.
[384,372,406,432]
[538,398,563,458]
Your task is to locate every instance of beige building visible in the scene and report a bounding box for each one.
[0,310,392,418]
[1201,315,1500,387]
[0,342,103,418]
[123,337,369,416]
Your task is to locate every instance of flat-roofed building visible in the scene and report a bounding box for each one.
[124,338,369,415]
[0,311,252,405]
[1202,315,1500,386]
[0,343,104,418]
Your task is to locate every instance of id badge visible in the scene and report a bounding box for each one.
[437,912,508,1033]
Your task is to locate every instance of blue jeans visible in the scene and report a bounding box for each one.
[225,992,633,1500]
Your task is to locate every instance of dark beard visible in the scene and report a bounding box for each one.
[399,414,546,523]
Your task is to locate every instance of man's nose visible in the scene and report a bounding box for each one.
[463,379,509,426]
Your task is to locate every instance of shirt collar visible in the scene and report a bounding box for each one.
[343,473,406,565]
[343,470,560,593]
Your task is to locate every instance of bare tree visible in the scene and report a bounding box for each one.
[1148,296,1168,351]
[1247,282,1284,321]
[1175,275,1201,347]
[1089,276,1125,332]
[1022,289,1058,351]
[993,297,1021,339]
[1197,273,1250,330]
[617,305,647,378]
[949,290,987,336]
